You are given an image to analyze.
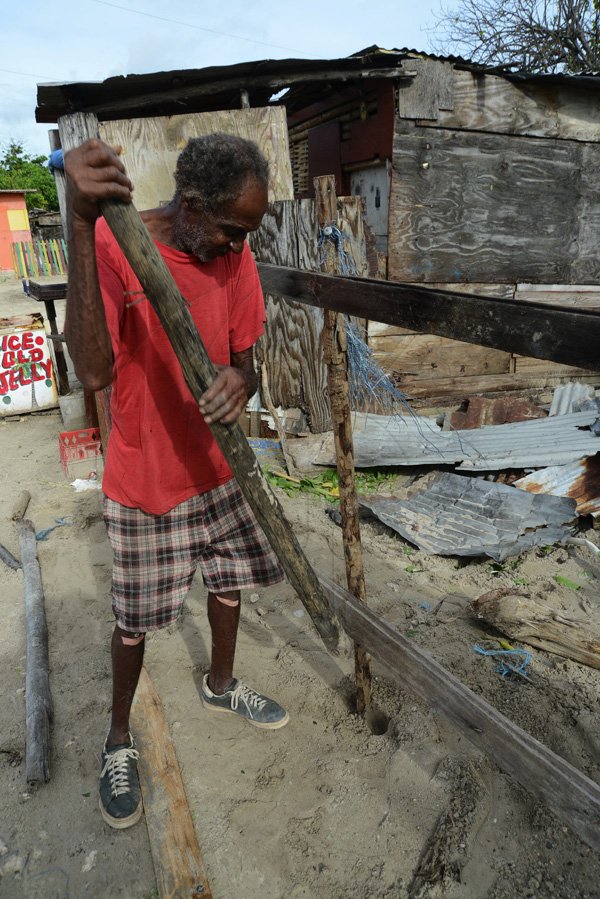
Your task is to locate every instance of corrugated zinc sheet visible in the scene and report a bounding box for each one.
[515,457,600,517]
[549,383,597,416]
[313,410,600,470]
[359,472,577,561]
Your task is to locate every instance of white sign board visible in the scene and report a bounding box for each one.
[0,314,58,415]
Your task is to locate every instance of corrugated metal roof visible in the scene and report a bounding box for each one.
[359,472,577,561]
[36,45,600,124]
[313,409,600,470]
[515,457,600,517]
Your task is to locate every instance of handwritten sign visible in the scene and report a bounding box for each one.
[0,318,57,414]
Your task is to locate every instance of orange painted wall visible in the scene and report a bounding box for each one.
[0,193,32,272]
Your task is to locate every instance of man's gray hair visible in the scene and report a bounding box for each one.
[175,133,269,214]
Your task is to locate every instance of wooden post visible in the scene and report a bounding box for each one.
[58,111,339,654]
[12,491,53,785]
[314,175,372,714]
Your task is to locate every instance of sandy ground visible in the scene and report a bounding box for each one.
[0,275,599,899]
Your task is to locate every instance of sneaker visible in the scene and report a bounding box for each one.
[99,734,143,829]
[201,676,289,730]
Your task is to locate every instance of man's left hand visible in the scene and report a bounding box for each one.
[199,365,249,425]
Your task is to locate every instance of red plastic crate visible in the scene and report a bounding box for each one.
[58,428,103,479]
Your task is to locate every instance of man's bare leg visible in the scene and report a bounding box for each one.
[107,626,145,746]
[207,590,240,694]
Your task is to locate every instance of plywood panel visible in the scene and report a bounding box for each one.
[388,122,600,284]
[513,355,596,379]
[429,70,600,142]
[394,371,600,400]
[249,201,330,432]
[515,284,600,310]
[250,196,373,432]
[100,107,293,211]
[371,333,511,381]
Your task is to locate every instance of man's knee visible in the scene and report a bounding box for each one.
[213,592,240,608]
[115,627,146,646]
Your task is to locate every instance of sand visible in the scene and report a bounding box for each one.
[0,275,599,899]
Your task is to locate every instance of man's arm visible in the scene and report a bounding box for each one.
[63,140,133,391]
[199,346,257,425]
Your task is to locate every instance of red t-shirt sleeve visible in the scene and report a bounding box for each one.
[228,244,266,353]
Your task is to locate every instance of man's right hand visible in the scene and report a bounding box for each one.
[64,139,134,228]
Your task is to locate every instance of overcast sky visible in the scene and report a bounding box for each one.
[1,0,456,159]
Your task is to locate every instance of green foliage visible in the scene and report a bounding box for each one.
[0,141,58,211]
[265,466,399,500]
[554,574,582,591]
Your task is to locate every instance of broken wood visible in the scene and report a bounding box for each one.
[318,574,600,851]
[11,491,31,522]
[58,111,339,654]
[315,174,371,715]
[131,667,213,899]
[0,543,21,570]
[472,589,600,670]
[256,263,600,371]
[14,515,53,784]
[258,363,300,479]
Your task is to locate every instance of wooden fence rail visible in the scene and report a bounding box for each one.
[12,239,68,279]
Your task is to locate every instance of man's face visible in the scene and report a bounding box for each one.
[173,178,268,262]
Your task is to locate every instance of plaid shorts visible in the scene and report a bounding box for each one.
[103,479,284,633]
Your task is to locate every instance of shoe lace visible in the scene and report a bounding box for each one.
[229,682,267,719]
[101,745,139,797]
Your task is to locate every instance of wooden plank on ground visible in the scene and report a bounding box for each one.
[256,263,600,371]
[318,575,600,852]
[131,667,213,899]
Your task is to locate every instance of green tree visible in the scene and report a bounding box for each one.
[431,0,600,73]
[0,141,58,211]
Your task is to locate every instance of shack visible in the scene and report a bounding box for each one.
[36,46,600,419]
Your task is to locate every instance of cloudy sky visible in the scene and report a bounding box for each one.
[1,0,457,159]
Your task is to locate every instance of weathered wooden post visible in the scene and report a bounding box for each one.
[11,491,53,784]
[58,111,339,653]
[314,175,372,714]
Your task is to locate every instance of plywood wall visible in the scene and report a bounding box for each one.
[100,107,294,211]
[250,196,371,432]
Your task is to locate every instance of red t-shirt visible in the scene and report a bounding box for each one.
[94,217,266,514]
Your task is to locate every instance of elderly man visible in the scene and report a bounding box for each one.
[64,133,287,831]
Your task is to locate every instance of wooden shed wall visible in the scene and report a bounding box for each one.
[100,106,294,210]
[373,64,600,401]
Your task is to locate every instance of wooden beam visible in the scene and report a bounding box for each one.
[58,112,339,654]
[131,667,213,899]
[84,68,410,119]
[256,263,600,370]
[318,574,600,852]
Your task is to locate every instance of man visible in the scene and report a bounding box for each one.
[64,133,287,831]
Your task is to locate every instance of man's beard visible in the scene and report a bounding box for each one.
[172,216,212,262]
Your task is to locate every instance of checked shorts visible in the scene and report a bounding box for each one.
[103,479,284,633]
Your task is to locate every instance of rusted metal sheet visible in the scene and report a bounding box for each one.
[313,410,600,470]
[359,472,577,561]
[448,395,547,430]
[515,457,600,517]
